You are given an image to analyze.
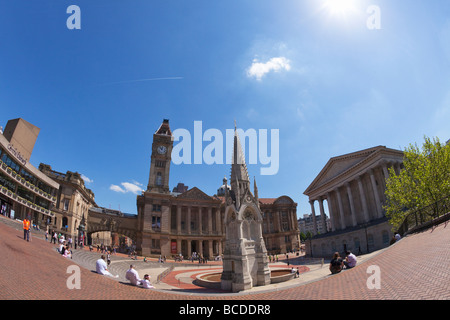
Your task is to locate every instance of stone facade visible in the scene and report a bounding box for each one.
[39,164,97,244]
[303,146,404,258]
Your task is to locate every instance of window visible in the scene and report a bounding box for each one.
[281,211,289,231]
[155,161,166,168]
[64,199,70,211]
[152,204,161,212]
[382,230,390,245]
[1,153,20,174]
[152,216,161,230]
[156,172,162,186]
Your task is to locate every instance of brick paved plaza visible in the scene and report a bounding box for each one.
[0,215,448,305]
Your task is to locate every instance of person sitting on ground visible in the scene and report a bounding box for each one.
[96,255,118,278]
[125,264,141,286]
[343,251,357,269]
[140,274,154,289]
[63,246,72,259]
[329,252,344,274]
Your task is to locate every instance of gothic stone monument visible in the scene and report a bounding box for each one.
[220,124,271,292]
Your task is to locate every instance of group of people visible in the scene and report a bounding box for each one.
[95,256,154,289]
[329,251,358,274]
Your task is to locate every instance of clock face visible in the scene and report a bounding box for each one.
[157,145,167,154]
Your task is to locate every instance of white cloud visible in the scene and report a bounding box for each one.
[109,181,143,195]
[246,56,291,81]
[81,174,93,184]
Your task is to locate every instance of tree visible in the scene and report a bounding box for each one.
[384,136,450,230]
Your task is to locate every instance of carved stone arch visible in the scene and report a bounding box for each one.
[238,203,263,221]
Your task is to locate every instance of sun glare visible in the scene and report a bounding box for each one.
[323,0,357,17]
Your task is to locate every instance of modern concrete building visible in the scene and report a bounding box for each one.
[303,146,404,257]
[0,118,59,227]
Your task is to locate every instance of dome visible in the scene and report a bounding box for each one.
[217,184,231,196]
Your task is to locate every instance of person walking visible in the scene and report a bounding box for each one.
[23,218,30,242]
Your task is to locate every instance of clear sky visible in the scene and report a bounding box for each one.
[1,0,449,216]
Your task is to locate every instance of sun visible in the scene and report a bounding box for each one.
[322,0,358,17]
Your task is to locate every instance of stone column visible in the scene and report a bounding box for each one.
[215,208,221,234]
[208,239,213,258]
[309,200,318,235]
[326,192,336,232]
[198,207,203,235]
[318,198,327,233]
[187,206,191,235]
[177,205,182,235]
[335,187,346,230]
[208,207,213,235]
[357,176,370,222]
[382,162,390,180]
[369,168,383,218]
[345,182,357,226]
[187,240,191,257]
[177,239,181,255]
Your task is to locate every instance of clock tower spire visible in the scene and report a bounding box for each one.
[147,119,173,193]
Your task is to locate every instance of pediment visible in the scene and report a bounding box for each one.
[304,146,384,195]
[177,187,215,201]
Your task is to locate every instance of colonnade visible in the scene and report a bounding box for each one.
[172,204,222,235]
[308,161,402,235]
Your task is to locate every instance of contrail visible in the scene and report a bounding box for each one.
[100,77,184,86]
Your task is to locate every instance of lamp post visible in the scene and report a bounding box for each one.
[77,215,86,248]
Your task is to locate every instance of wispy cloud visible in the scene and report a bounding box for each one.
[101,77,184,86]
[246,57,291,81]
[81,174,93,184]
[110,181,143,194]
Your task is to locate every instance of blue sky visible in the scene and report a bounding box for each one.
[1,0,449,216]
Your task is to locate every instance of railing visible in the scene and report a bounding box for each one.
[399,195,450,236]
[0,159,57,203]
[156,263,175,284]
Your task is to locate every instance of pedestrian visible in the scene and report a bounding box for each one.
[343,251,357,269]
[125,265,141,286]
[22,218,30,242]
[95,255,118,278]
[45,230,48,242]
[329,252,344,274]
[140,274,154,289]
[107,253,111,266]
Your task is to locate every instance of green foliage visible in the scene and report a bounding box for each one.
[384,136,450,230]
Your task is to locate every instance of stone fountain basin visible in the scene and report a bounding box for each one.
[195,268,295,289]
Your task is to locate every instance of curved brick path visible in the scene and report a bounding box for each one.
[0,216,448,300]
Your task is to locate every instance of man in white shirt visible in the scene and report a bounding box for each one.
[96,255,118,278]
[344,251,357,269]
[125,265,141,286]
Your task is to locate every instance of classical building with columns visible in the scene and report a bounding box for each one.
[303,145,404,258]
[136,119,300,259]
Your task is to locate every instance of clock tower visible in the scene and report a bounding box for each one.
[147,119,173,193]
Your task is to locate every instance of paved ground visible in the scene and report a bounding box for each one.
[1,214,449,303]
